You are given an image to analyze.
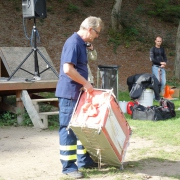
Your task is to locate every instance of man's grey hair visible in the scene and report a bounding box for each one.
[80,16,104,30]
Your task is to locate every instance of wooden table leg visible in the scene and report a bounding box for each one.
[16,90,24,125]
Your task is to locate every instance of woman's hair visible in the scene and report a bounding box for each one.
[80,16,104,30]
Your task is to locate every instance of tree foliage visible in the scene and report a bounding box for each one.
[144,0,180,24]
[174,21,180,79]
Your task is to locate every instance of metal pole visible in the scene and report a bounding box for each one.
[33,18,40,79]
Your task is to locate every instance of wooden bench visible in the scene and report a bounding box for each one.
[39,111,59,128]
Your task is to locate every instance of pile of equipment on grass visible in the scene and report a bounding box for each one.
[131,98,176,121]
[127,73,161,101]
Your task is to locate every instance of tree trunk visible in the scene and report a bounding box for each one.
[175,21,180,79]
[111,0,122,30]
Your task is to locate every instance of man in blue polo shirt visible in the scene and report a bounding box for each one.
[56,16,103,179]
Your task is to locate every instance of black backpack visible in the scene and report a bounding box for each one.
[159,98,176,118]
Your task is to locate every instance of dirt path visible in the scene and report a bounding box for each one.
[0,127,63,180]
[0,126,179,180]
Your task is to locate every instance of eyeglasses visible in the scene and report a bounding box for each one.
[92,28,100,35]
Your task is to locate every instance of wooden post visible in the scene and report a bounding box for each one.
[16,90,24,125]
[0,58,1,77]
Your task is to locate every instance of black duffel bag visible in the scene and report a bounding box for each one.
[152,106,176,120]
[132,101,176,121]
[131,104,155,120]
[159,98,176,118]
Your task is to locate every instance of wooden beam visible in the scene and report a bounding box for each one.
[0,80,58,91]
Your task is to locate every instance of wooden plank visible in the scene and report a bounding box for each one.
[39,111,59,128]
[39,111,59,115]
[16,90,24,125]
[21,90,46,129]
[0,80,58,91]
[31,94,58,107]
[32,98,58,102]
[0,58,1,77]
[0,89,56,96]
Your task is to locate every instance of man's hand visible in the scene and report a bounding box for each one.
[83,81,94,93]
[160,62,166,68]
[63,63,93,92]
[87,43,94,51]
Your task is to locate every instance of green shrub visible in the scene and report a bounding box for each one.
[122,27,139,41]
[57,0,64,3]
[143,0,180,23]
[82,0,94,7]
[67,3,80,13]
[47,6,54,14]
[0,112,17,126]
[107,26,140,52]
[166,76,180,87]
[22,112,33,126]
[107,29,122,53]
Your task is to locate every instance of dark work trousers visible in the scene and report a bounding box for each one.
[58,97,94,174]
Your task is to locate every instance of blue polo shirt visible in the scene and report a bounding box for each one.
[55,32,88,100]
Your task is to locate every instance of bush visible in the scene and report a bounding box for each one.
[66,3,80,13]
[0,112,17,126]
[146,0,180,23]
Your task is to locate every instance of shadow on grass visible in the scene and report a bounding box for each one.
[78,158,180,179]
[125,158,180,179]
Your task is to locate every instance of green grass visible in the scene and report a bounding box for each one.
[118,91,180,145]
[59,91,180,179]
[118,91,131,101]
[1,91,180,179]
[128,117,180,144]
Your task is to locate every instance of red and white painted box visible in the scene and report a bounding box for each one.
[69,89,132,167]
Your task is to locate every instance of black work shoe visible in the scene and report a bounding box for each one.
[82,162,99,169]
[66,170,83,179]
